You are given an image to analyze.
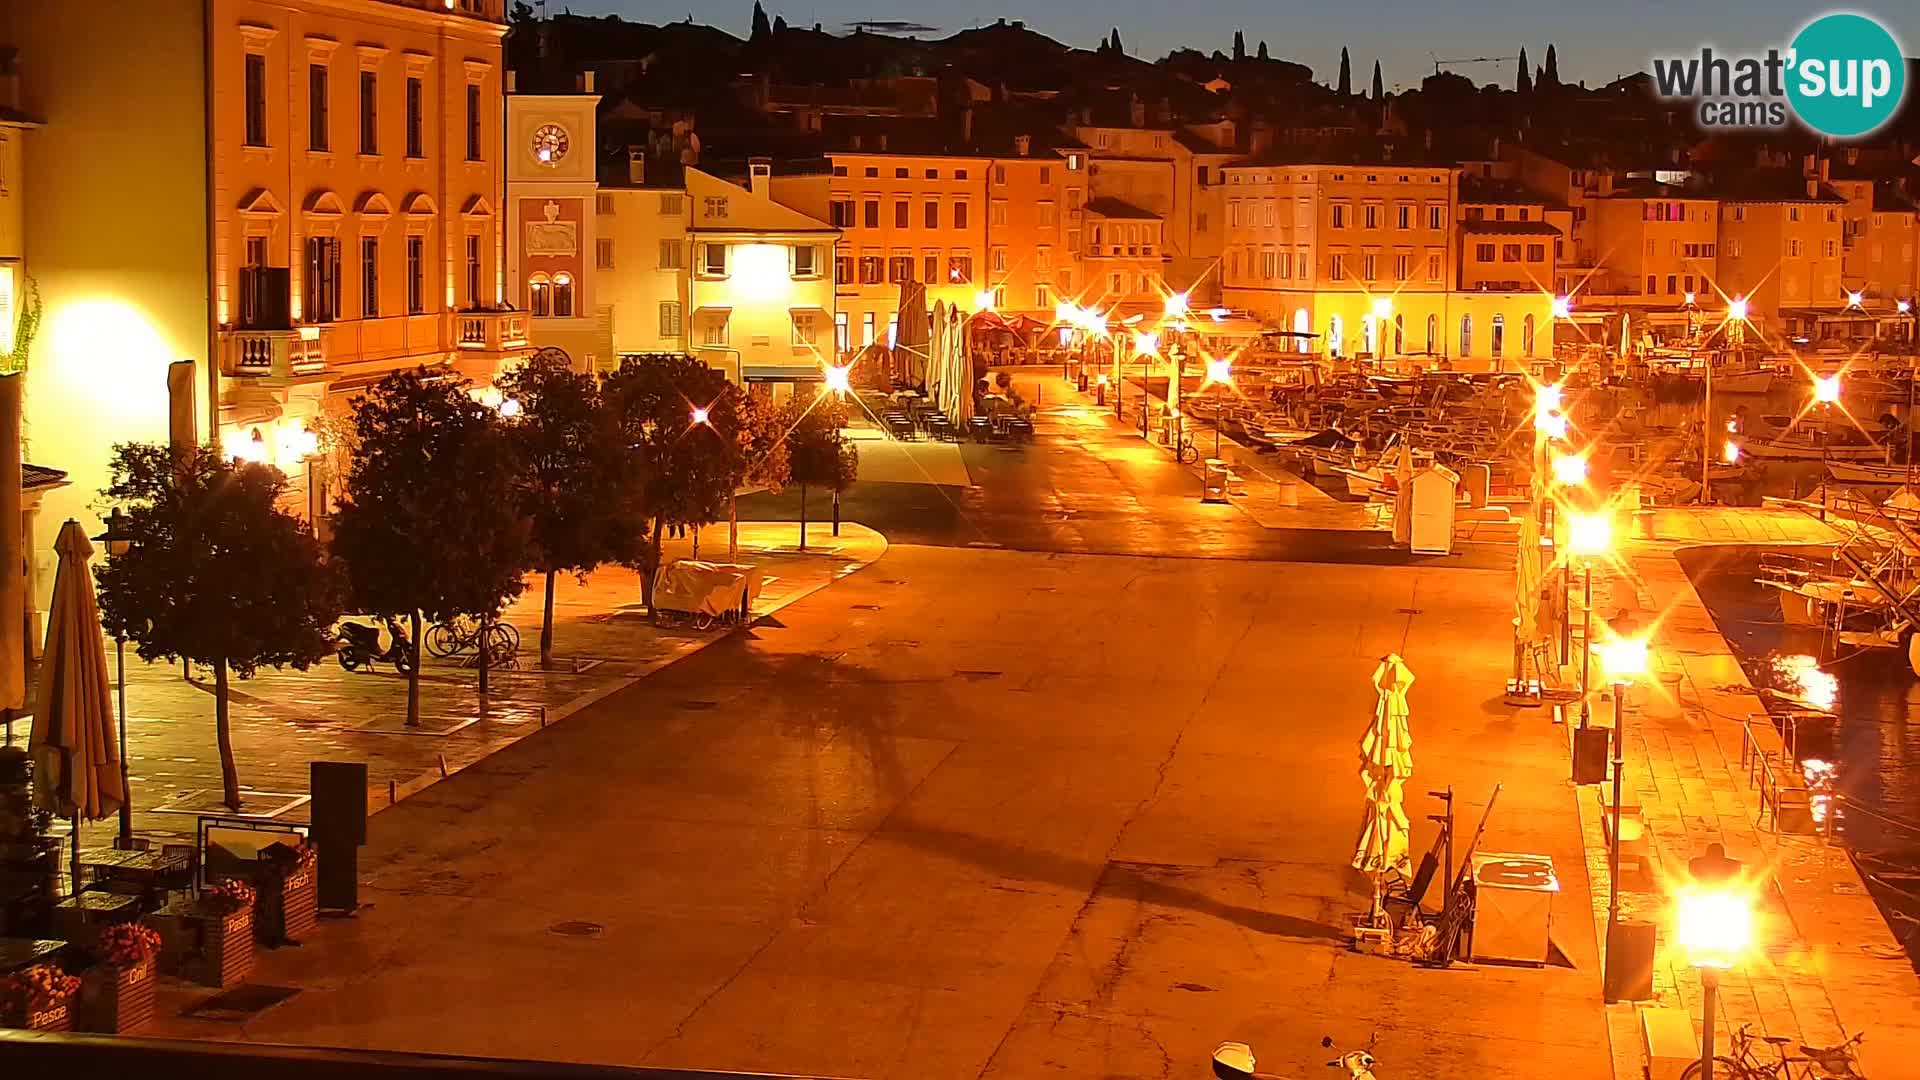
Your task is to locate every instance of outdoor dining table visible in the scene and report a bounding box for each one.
[78,847,192,884]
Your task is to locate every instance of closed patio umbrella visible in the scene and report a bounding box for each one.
[1352,653,1415,905]
[29,520,125,890]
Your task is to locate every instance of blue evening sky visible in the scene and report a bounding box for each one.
[552,1,1910,90]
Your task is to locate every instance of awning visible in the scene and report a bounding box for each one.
[742,365,827,382]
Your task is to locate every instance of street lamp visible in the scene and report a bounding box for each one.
[1567,510,1612,731]
[1551,452,1587,486]
[93,509,137,849]
[1551,295,1572,320]
[1205,357,1233,458]
[1813,373,1842,404]
[1675,858,1754,1080]
[1594,630,1648,1002]
[822,363,852,396]
[690,406,710,426]
[1164,291,1189,317]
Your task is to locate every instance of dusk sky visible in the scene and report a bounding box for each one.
[556,1,1907,90]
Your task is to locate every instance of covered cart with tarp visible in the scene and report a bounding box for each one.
[651,560,766,630]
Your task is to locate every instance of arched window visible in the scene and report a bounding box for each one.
[1362,314,1378,355]
[1459,314,1472,357]
[1293,309,1310,353]
[1523,313,1537,356]
[529,273,551,317]
[553,272,575,318]
[1425,314,1438,351]
[1328,314,1344,358]
[1393,314,1405,354]
[1491,313,1505,358]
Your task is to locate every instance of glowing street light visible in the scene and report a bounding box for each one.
[1164,291,1190,316]
[691,406,710,426]
[823,364,852,395]
[1727,296,1750,322]
[1900,299,1913,315]
[1567,510,1611,558]
[1674,870,1756,1070]
[498,397,522,418]
[1534,382,1563,422]
[1134,331,1159,355]
[1846,290,1865,309]
[1054,301,1079,325]
[1205,357,1233,385]
[973,289,995,313]
[1723,441,1742,465]
[1551,453,1588,486]
[1813,373,1842,404]
[1594,634,1648,682]
[1550,295,1572,319]
[1683,291,1698,306]
[1371,296,1393,319]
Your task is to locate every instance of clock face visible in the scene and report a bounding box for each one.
[531,123,570,165]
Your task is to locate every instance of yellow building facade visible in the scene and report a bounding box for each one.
[4,0,518,599]
[1218,161,1552,369]
[827,152,990,355]
[1717,191,1846,337]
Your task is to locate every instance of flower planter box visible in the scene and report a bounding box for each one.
[15,997,74,1032]
[257,866,317,946]
[77,960,155,1034]
[153,901,254,988]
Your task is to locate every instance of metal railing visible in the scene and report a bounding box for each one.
[1741,713,1812,834]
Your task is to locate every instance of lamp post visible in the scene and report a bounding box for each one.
[1595,631,1649,984]
[93,509,136,849]
[1901,299,1917,484]
[1674,854,1754,1080]
[1566,506,1609,730]
[1813,372,1842,471]
[1206,357,1233,459]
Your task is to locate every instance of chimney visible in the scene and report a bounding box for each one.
[1129,94,1145,128]
[1014,134,1031,157]
[962,108,973,144]
[878,133,890,152]
[851,133,863,150]
[1845,146,1860,166]
[1803,152,1817,176]
[506,69,517,94]
[1819,157,1830,181]
[1807,178,1819,199]
[1598,173,1614,196]
[581,70,595,93]
[748,158,772,198]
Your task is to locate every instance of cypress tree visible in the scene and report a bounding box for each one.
[1517,48,1532,94]
[1337,47,1352,95]
[1544,44,1561,86]
[1371,60,1383,100]
[1233,30,1245,62]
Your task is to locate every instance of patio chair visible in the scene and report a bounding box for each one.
[967,416,992,441]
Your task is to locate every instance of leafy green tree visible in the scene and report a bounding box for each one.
[331,370,531,719]
[96,444,340,810]
[496,354,618,668]
[787,396,857,550]
[602,355,741,610]
[730,388,792,558]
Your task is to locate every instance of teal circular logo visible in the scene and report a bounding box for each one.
[1786,13,1906,138]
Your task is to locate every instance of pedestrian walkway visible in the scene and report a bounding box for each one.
[18,521,886,847]
[1561,503,1918,1080]
[1010,368,1382,532]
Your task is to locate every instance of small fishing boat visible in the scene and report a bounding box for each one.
[1738,430,1888,461]
[1828,460,1918,486]
[1714,369,1777,394]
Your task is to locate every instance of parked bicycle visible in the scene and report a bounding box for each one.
[1680,1023,1864,1080]
[1174,429,1201,464]
[426,614,520,666]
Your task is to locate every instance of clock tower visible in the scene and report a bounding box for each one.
[505,75,603,368]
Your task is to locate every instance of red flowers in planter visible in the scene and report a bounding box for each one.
[1,963,80,1023]
[96,923,162,969]
[204,878,257,915]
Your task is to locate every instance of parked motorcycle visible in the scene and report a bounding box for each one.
[1213,1037,1378,1080]
[335,615,417,675]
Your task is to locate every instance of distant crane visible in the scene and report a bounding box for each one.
[1430,52,1518,76]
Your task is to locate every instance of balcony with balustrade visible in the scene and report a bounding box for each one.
[376,0,507,22]
[220,328,327,382]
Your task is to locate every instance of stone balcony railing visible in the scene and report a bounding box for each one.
[456,310,531,354]
[221,328,326,380]
[377,0,506,22]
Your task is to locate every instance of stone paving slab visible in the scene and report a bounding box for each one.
[1557,505,1919,1080]
[16,522,886,848]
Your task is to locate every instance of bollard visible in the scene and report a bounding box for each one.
[388,779,397,805]
[437,753,448,778]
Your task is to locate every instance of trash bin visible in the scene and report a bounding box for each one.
[1202,459,1230,503]
[1078,373,1089,393]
